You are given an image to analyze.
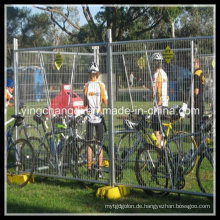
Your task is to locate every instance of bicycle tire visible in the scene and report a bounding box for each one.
[7,138,34,187]
[65,137,86,178]
[135,144,171,196]
[171,131,198,175]
[196,148,214,195]
[28,137,51,173]
[101,142,122,181]
[68,139,109,180]
[117,132,137,158]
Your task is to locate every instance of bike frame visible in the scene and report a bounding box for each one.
[166,129,214,189]
[6,126,22,173]
[113,129,148,173]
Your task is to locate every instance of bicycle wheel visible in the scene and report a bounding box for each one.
[7,139,34,187]
[135,144,171,196]
[196,148,214,194]
[170,131,198,175]
[117,133,136,157]
[19,124,42,139]
[65,137,86,178]
[76,116,87,139]
[68,139,109,180]
[28,137,51,174]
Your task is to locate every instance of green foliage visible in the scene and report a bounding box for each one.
[6,5,214,61]
[176,7,214,37]
[21,13,52,47]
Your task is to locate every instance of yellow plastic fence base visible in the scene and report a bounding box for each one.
[7,174,35,185]
[96,185,130,200]
[84,160,109,168]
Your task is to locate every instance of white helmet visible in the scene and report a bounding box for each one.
[124,120,138,130]
[151,53,163,61]
[88,61,99,73]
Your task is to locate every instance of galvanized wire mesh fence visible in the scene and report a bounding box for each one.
[12,33,215,196]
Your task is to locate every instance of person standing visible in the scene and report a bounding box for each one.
[151,53,169,149]
[83,62,108,178]
[5,79,14,115]
[129,72,134,87]
[193,57,205,144]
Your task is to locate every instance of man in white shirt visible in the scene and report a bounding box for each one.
[83,62,108,178]
[151,53,169,149]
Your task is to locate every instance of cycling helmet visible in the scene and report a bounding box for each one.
[124,120,138,130]
[179,103,188,118]
[88,61,99,74]
[151,53,163,61]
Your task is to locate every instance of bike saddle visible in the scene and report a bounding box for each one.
[11,114,24,126]
[11,114,24,120]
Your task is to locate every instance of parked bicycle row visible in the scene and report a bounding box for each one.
[6,103,214,197]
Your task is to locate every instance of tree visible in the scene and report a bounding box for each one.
[21,13,52,47]
[175,7,214,37]
[162,7,182,38]
[6,7,31,65]
[35,6,170,43]
[83,6,165,42]
[33,6,80,40]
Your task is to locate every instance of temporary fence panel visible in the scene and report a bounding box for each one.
[110,36,215,197]
[14,43,112,185]
[12,34,215,197]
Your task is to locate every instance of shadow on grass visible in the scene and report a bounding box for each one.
[7,201,71,214]
[34,177,215,214]
[6,176,214,214]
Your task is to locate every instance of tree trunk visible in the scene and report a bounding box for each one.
[171,21,175,38]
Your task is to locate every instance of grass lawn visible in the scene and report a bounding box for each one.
[6,176,214,215]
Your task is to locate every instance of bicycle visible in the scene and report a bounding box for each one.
[68,111,196,190]
[28,113,95,178]
[118,105,198,177]
[14,102,42,139]
[66,114,110,181]
[135,114,214,196]
[6,114,35,187]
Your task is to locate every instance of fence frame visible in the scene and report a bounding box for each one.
[11,31,215,198]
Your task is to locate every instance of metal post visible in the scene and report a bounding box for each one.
[13,38,19,140]
[68,54,77,112]
[38,52,61,175]
[191,41,194,135]
[92,46,99,66]
[122,54,134,112]
[106,29,115,186]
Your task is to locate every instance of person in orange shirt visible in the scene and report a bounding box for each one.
[5,79,14,107]
[5,79,14,116]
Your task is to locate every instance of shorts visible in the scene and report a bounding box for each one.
[151,106,168,131]
[86,121,104,142]
[151,114,161,131]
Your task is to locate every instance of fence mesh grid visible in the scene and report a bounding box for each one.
[13,36,215,196]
